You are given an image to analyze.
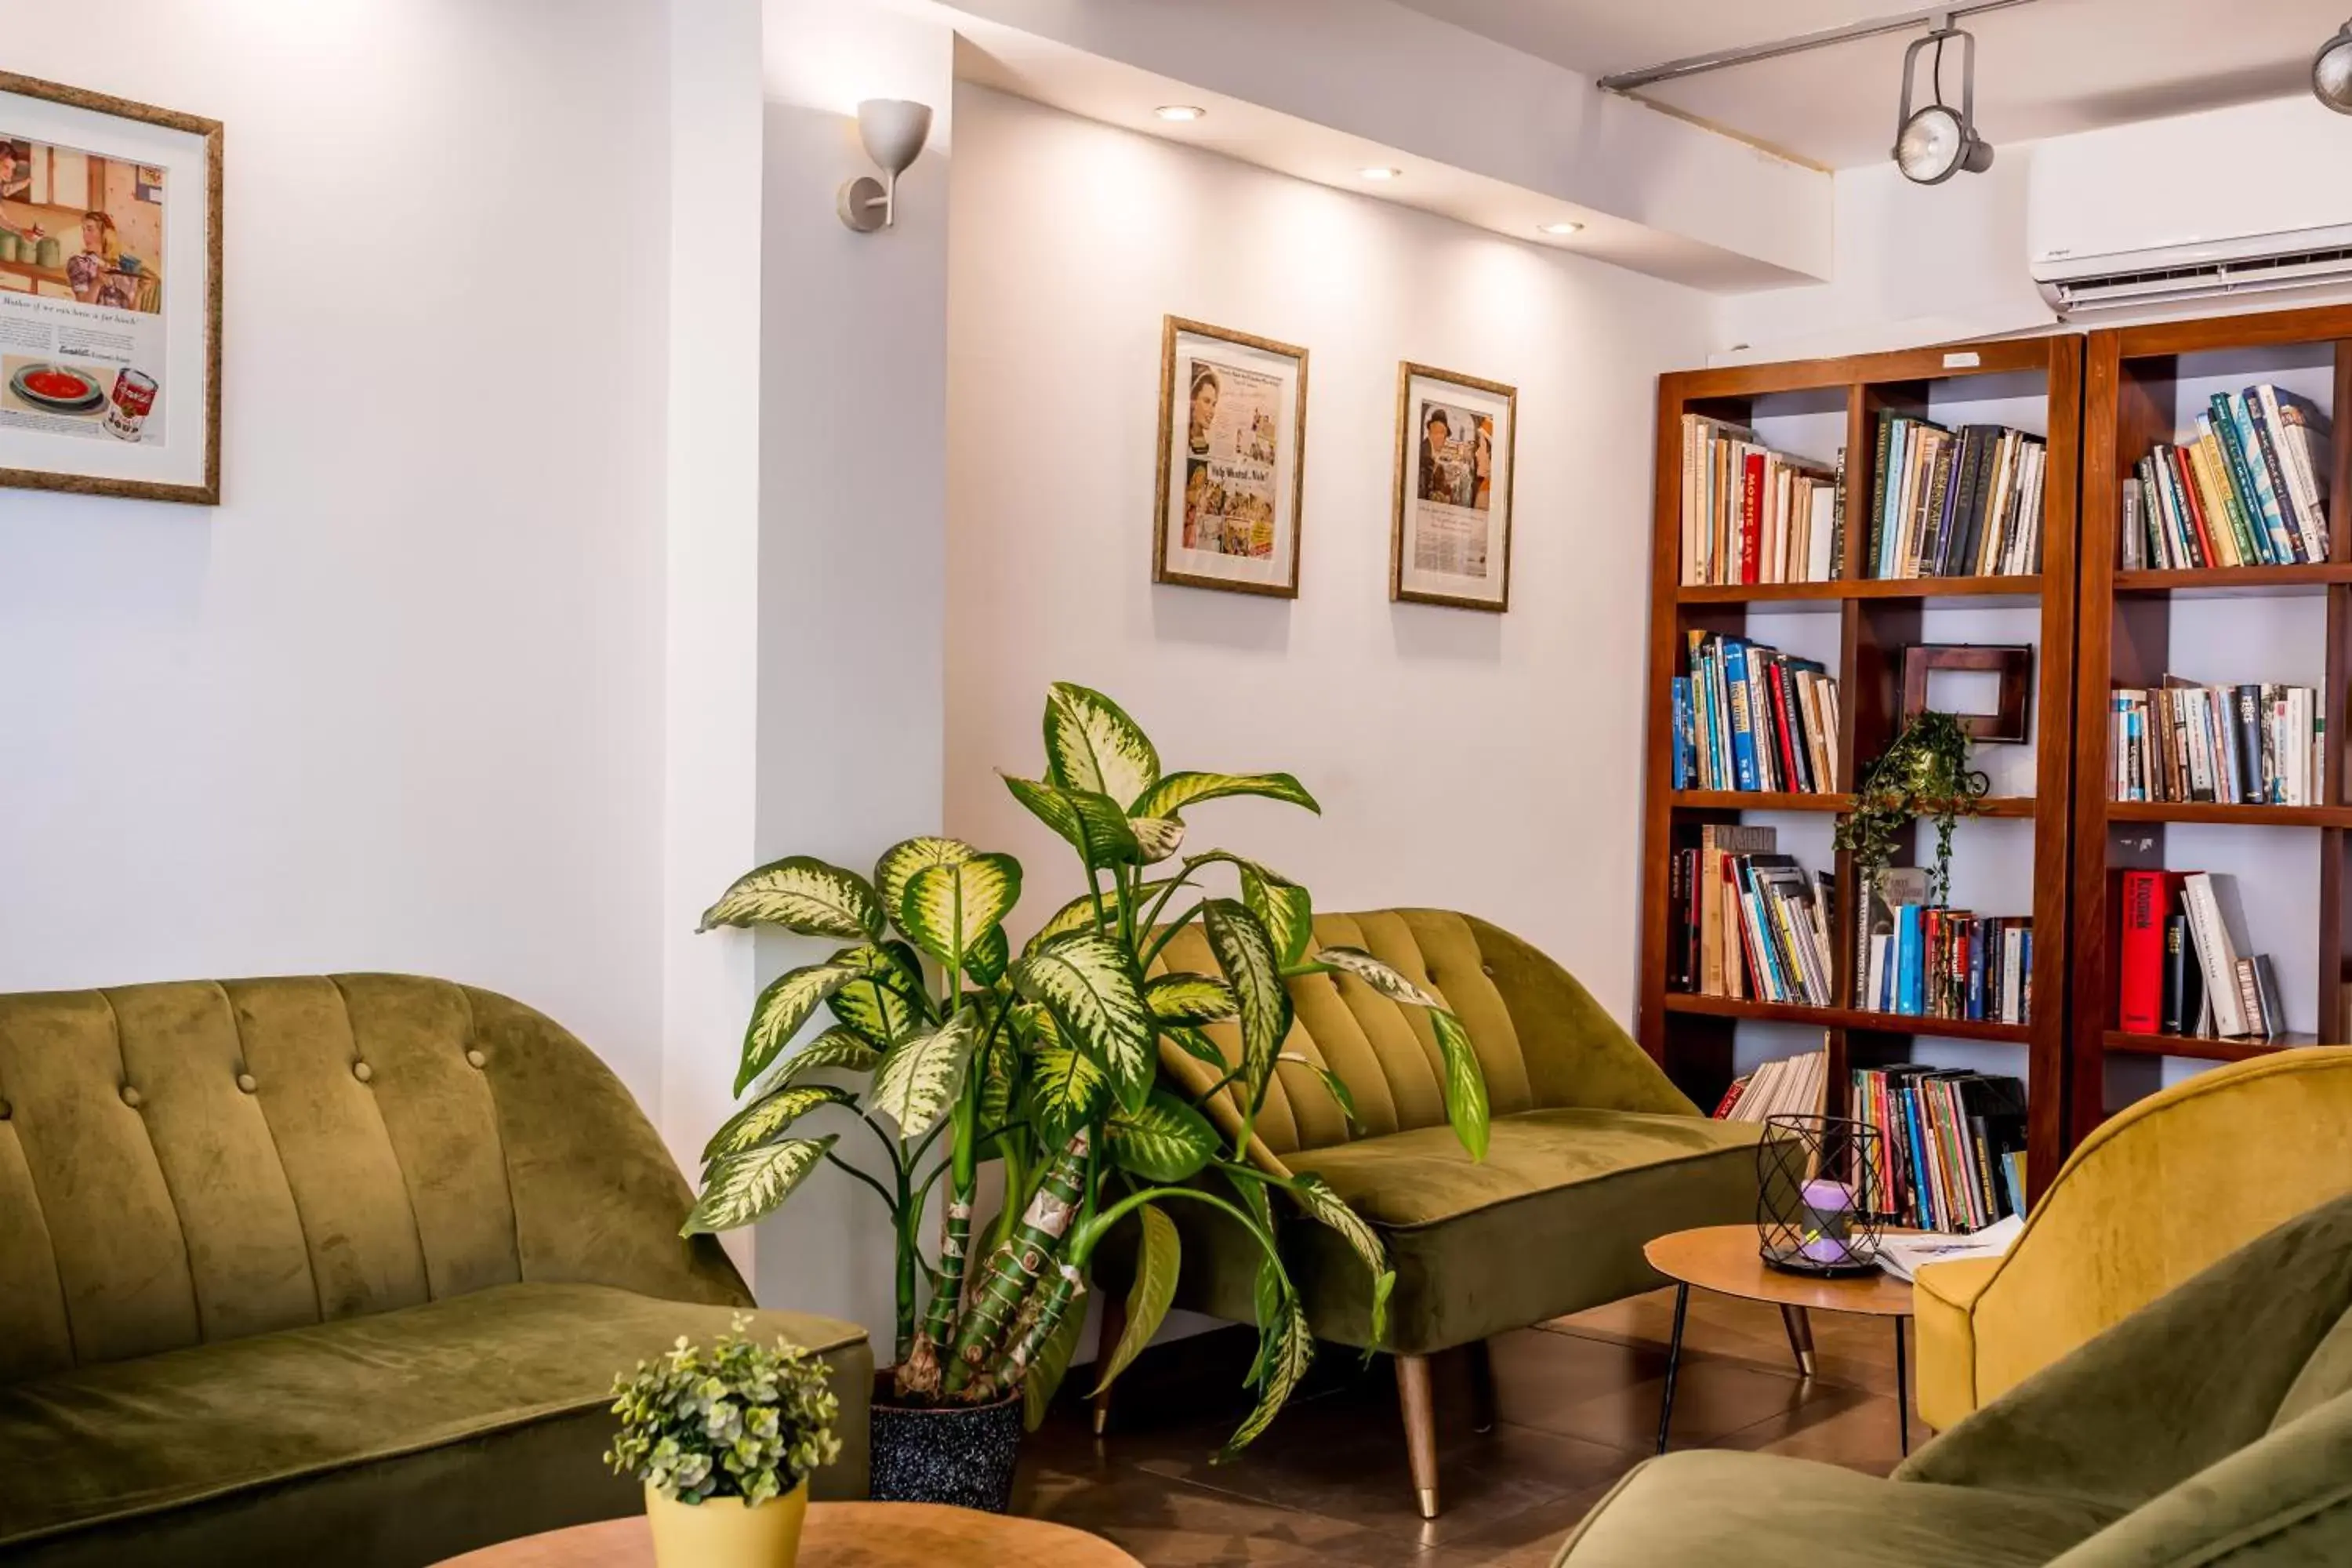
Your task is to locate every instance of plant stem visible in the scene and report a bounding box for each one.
[1139,902,1206,971]
[822,1150,898,1210]
[942,1131,1089,1396]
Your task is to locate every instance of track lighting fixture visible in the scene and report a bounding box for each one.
[2315,20,2352,114]
[1893,24,1994,185]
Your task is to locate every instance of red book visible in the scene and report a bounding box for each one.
[1766,659,1804,791]
[1740,452,1766,585]
[2118,869,2183,1033]
[2171,447,2219,568]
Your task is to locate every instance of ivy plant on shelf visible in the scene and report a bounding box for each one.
[681,681,1490,1462]
[1834,710,1991,905]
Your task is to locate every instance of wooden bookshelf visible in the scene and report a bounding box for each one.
[1639,336,2082,1202]
[2070,303,2352,1142]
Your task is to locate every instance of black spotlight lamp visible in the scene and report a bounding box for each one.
[2316,20,2352,114]
[1894,25,1994,185]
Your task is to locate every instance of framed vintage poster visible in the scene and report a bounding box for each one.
[1153,316,1308,597]
[1391,363,1516,611]
[0,73,222,505]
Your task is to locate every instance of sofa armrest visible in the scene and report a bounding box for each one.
[1466,916,1698,1117]
[1912,1257,2001,1432]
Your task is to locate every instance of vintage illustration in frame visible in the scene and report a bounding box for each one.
[1154,315,1308,597]
[1392,362,1516,611]
[0,71,223,505]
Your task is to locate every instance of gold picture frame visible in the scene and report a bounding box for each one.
[1391,361,1517,612]
[1153,315,1308,597]
[0,71,223,506]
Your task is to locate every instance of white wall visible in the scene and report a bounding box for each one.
[943,85,1718,1019]
[0,0,673,1101]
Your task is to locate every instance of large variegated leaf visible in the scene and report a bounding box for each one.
[1025,891,1105,956]
[977,1033,1017,1128]
[699,857,883,940]
[1146,973,1240,1025]
[1201,901,1290,1113]
[1106,1088,1220,1181]
[1279,1051,1359,1129]
[1028,1035,1109,1142]
[681,1135,837,1236]
[1238,862,1314,968]
[1022,1280,1092,1431]
[829,970,921,1049]
[702,1083,855,1165]
[874,837,977,920]
[1222,1297,1314,1457]
[1091,1205,1179,1398]
[1131,817,1186,864]
[1131,771,1321,821]
[899,852,1022,971]
[1163,1024,1230,1072]
[1315,945,1442,1008]
[1288,1173,1393,1344]
[1430,1008,1491,1161]
[1044,682,1160,809]
[765,1026,881,1089]
[739,962,860,1094]
[966,924,1010,988]
[870,1010,982,1142]
[1003,776,1145,868]
[1011,933,1153,1114]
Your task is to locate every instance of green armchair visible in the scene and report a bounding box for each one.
[1113,909,1765,1517]
[1554,1189,2352,1565]
[0,975,872,1568]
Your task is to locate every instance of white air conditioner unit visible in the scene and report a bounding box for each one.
[2028,96,2352,318]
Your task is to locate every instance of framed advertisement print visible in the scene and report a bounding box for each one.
[0,73,222,505]
[1154,316,1308,597]
[1392,363,1516,611]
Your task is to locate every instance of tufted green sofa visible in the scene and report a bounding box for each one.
[0,975,871,1567]
[1112,910,1765,1518]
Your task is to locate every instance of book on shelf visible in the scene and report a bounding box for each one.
[2113,869,2281,1040]
[2122,384,2334,570]
[2107,679,2323,805]
[1853,1065,2027,1232]
[1866,415,2045,579]
[1679,415,1839,586]
[1860,900,2032,1025]
[1670,826,1838,1007]
[1671,630,1841,793]
[1710,1045,1828,1124]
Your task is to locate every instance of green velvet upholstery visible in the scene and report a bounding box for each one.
[1143,912,1763,1356]
[1554,1190,2352,1566]
[0,975,872,1566]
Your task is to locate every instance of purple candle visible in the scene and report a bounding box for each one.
[1797,1177,1859,1265]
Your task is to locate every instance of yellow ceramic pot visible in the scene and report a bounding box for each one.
[644,1478,809,1568]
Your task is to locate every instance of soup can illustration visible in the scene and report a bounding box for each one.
[103,369,158,441]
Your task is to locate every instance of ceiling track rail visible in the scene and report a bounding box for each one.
[1596,1,2038,93]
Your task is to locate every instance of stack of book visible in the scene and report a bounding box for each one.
[1671,630,1842,793]
[2108,681,2324,805]
[1668,825,1837,1007]
[1852,1065,2027,1232]
[1856,869,2031,1024]
[1679,415,1842,586]
[2114,869,2283,1040]
[2122,385,2333,570]
[1711,1046,1828,1122]
[1867,416,2047,579]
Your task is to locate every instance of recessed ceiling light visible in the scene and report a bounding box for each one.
[1538,221,1584,237]
[1359,166,1402,181]
[1155,105,1206,122]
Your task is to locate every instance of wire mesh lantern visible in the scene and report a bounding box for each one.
[1757,1112,1886,1277]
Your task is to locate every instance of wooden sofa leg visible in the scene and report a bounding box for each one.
[1091,1290,1127,1436]
[1467,1338,1497,1433]
[1396,1354,1442,1519]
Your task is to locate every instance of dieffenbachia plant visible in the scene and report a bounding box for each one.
[681,682,1490,1456]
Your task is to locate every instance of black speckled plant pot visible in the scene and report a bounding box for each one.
[867,1381,1025,1512]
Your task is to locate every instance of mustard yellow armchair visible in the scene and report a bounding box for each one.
[1913,1046,2352,1431]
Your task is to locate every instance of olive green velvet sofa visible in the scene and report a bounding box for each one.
[1114,909,1765,1518]
[1552,1189,2352,1566]
[0,975,871,1568]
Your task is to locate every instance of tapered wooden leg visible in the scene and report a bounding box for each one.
[1396,1354,1442,1519]
[1091,1290,1127,1436]
[1780,1305,1817,1379]
[1467,1338,1497,1434]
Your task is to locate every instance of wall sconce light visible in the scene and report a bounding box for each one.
[837,99,933,232]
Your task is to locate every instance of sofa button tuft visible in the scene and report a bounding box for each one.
[0,1098,10,1120]
[237,1073,258,1094]
[353,1062,374,1084]
[1482,964,1495,977]
[121,1085,143,1109]
[466,1049,487,1069]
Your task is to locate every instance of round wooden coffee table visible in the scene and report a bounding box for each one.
[433,1501,1142,1566]
[1643,1224,1917,1457]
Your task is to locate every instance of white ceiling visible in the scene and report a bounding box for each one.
[1386,0,2343,169]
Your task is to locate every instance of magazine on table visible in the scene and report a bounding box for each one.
[1876,1214,2025,1283]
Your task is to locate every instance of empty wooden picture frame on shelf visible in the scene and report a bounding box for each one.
[1153,316,1308,597]
[1902,644,2033,743]
[0,71,222,504]
[1391,362,1515,611]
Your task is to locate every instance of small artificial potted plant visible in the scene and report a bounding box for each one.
[1833,709,1990,903]
[684,683,1490,1508]
[607,1315,840,1568]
